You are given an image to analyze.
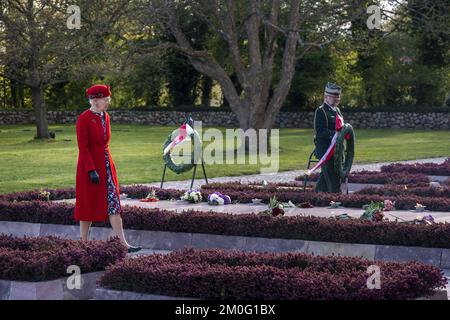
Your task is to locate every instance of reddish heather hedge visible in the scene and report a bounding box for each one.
[1,201,450,248]
[100,248,447,300]
[0,187,76,202]
[356,185,450,198]
[0,235,127,281]
[294,170,430,185]
[201,181,306,193]
[0,185,183,203]
[381,159,450,176]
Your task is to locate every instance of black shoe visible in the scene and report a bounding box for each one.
[127,246,142,253]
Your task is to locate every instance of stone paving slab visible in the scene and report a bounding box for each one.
[440,249,450,269]
[131,230,191,250]
[191,233,247,250]
[444,269,450,300]
[430,176,450,182]
[244,237,307,253]
[306,241,376,260]
[40,223,79,240]
[93,286,447,300]
[0,271,103,300]
[374,245,443,267]
[94,288,197,300]
[128,248,172,257]
[0,221,40,238]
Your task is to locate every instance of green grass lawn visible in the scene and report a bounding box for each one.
[1,124,449,194]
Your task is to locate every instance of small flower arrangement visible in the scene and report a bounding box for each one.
[414,203,426,212]
[334,213,353,220]
[120,193,129,200]
[299,202,314,208]
[383,200,396,211]
[329,201,342,208]
[38,188,50,202]
[207,192,231,206]
[181,190,202,203]
[361,200,396,222]
[251,198,263,204]
[139,188,159,202]
[361,201,385,221]
[267,196,284,217]
[414,214,435,225]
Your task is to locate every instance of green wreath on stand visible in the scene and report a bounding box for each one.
[334,123,355,182]
[162,125,203,174]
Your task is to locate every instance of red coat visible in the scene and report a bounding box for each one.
[74,109,121,222]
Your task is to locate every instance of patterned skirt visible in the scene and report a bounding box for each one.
[105,150,120,215]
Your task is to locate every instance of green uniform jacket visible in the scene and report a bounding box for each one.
[313,103,343,159]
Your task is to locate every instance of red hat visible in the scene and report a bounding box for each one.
[86,84,111,99]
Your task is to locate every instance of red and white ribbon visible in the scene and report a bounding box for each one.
[163,123,195,156]
[307,112,344,175]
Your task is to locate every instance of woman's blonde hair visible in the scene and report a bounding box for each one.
[89,97,110,107]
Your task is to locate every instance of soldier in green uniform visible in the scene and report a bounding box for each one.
[313,82,344,193]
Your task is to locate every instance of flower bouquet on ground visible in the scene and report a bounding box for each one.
[38,188,50,202]
[361,201,386,221]
[413,214,435,225]
[181,190,202,203]
[414,203,426,212]
[334,213,353,220]
[207,192,231,206]
[329,201,342,209]
[383,200,395,211]
[267,196,285,217]
[139,188,159,202]
[299,202,314,208]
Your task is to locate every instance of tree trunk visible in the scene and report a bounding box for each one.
[11,80,18,108]
[201,76,213,107]
[19,85,25,108]
[238,99,275,154]
[31,84,50,139]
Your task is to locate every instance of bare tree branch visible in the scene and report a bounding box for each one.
[264,0,301,128]
[164,0,243,116]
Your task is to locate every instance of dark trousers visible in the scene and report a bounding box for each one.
[315,156,341,193]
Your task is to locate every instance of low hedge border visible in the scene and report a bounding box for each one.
[0,185,184,203]
[1,201,450,249]
[294,170,430,185]
[0,234,127,282]
[99,248,447,300]
[381,159,450,176]
[355,185,450,197]
[4,183,450,212]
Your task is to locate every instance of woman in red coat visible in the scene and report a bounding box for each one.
[75,84,141,253]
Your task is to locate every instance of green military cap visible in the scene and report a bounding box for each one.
[325,82,342,95]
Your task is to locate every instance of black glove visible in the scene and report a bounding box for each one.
[88,170,100,185]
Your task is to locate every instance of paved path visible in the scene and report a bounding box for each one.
[137,157,448,190]
[57,198,450,223]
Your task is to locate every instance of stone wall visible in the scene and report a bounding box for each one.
[1,110,449,129]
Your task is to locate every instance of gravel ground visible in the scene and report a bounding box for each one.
[132,157,448,190]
